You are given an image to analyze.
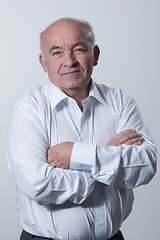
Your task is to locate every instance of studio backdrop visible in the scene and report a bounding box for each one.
[0,1,159,240]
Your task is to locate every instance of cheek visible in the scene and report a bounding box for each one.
[85,60,94,75]
[85,55,94,69]
[47,61,61,75]
[80,57,93,72]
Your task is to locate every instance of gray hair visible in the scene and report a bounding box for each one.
[77,19,95,51]
[40,17,95,56]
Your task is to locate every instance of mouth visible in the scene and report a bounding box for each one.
[61,70,81,76]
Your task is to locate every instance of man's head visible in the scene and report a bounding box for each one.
[39,18,100,98]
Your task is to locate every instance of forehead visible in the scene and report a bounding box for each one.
[43,21,86,49]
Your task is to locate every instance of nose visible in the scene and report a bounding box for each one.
[63,52,77,68]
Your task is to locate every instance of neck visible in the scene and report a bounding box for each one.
[76,101,84,112]
[62,80,91,112]
[68,90,87,112]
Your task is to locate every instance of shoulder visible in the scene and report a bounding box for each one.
[17,83,49,108]
[95,82,135,107]
[12,83,50,120]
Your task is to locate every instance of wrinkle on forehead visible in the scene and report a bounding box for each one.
[40,19,89,56]
[43,18,84,37]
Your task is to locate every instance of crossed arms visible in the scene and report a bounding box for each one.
[48,129,143,169]
[6,98,157,205]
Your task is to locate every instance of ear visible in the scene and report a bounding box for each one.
[39,54,48,73]
[93,45,100,66]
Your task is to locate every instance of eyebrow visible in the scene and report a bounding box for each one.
[49,46,64,55]
[49,41,88,54]
[73,41,88,49]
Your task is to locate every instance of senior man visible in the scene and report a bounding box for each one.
[6,18,157,240]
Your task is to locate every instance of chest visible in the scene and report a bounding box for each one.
[48,100,117,147]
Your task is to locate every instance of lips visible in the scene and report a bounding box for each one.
[62,70,81,75]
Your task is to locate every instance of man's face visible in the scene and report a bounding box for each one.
[39,20,99,96]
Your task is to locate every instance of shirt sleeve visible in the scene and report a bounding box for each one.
[70,97,157,188]
[6,103,95,205]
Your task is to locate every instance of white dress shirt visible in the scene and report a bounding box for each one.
[6,80,157,240]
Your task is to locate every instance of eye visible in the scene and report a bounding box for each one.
[53,51,62,57]
[54,51,60,55]
[74,48,86,55]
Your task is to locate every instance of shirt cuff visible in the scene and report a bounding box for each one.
[70,141,96,171]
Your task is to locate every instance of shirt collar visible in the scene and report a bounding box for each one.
[48,79,105,110]
[88,80,106,104]
[49,81,68,109]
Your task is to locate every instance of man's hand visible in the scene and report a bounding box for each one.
[107,129,143,146]
[47,130,143,168]
[47,142,74,169]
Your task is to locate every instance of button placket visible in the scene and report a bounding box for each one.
[92,184,105,240]
[80,114,90,142]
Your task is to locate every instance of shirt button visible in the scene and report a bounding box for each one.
[99,221,103,226]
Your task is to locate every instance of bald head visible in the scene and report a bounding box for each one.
[40,18,95,57]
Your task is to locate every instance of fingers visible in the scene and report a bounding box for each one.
[47,148,56,164]
[47,147,59,167]
[107,129,144,146]
[124,136,143,145]
[119,131,142,143]
[46,142,73,169]
[47,151,60,167]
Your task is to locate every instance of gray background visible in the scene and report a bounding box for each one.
[0,0,159,239]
